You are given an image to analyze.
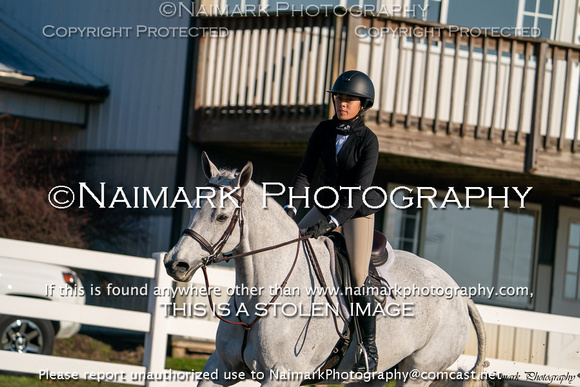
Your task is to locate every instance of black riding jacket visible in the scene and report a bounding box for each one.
[291,115,382,225]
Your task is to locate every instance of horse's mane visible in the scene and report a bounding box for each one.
[210,168,286,215]
[211,168,238,182]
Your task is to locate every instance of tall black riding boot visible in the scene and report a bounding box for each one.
[352,287,378,373]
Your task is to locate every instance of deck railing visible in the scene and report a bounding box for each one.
[195,14,338,119]
[194,12,580,176]
[354,15,580,170]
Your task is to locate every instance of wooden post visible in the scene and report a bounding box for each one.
[328,13,344,119]
[391,23,405,127]
[503,40,517,143]
[545,46,559,149]
[516,42,531,145]
[406,35,418,128]
[433,31,446,133]
[573,63,580,153]
[378,18,390,125]
[343,12,360,71]
[475,38,488,138]
[447,33,460,134]
[525,42,547,173]
[490,38,503,140]
[559,49,575,151]
[420,32,432,131]
[189,15,205,139]
[461,35,474,137]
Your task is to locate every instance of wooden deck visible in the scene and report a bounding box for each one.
[189,13,580,191]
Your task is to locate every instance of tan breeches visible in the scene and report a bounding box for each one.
[298,208,375,287]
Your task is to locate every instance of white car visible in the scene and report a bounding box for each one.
[0,257,85,355]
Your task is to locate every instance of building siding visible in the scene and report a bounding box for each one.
[0,0,189,152]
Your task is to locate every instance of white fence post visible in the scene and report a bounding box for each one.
[143,252,173,386]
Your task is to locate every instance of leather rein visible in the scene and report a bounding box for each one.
[179,183,348,340]
[180,183,306,331]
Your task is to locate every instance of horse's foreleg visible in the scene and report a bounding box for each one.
[197,351,245,387]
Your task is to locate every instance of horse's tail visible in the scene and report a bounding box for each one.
[432,298,489,387]
[466,297,489,379]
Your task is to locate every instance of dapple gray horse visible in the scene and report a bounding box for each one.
[164,153,487,387]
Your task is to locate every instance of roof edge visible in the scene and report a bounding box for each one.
[0,75,109,103]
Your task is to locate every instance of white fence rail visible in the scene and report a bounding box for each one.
[452,304,580,386]
[0,237,256,386]
[0,237,579,386]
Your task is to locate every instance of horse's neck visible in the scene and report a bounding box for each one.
[233,185,305,295]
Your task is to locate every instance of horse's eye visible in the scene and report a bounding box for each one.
[216,214,228,222]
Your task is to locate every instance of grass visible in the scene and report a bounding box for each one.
[1,363,397,387]
[0,333,205,386]
[0,370,396,387]
[0,358,205,387]
[0,334,397,386]
[0,374,127,386]
[165,356,208,372]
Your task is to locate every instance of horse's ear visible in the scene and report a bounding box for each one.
[201,151,219,180]
[234,161,253,188]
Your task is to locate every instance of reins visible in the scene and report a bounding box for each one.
[181,183,245,266]
[179,182,350,339]
[211,234,309,264]
[302,238,350,340]
[202,230,307,330]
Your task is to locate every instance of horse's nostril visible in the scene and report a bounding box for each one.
[175,261,190,272]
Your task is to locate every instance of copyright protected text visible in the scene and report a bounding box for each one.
[42,25,228,38]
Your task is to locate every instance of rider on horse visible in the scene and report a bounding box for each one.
[285,70,382,373]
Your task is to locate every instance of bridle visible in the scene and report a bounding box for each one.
[181,183,245,268]
[178,182,348,339]
[179,182,306,327]
[177,180,351,377]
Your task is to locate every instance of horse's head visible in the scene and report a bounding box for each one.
[164,152,253,282]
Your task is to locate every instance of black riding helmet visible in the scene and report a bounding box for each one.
[328,70,375,111]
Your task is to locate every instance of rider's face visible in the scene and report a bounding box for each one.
[334,94,362,121]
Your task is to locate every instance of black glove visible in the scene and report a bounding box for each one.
[285,207,296,219]
[306,218,336,238]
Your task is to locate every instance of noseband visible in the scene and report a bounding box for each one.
[181,183,244,267]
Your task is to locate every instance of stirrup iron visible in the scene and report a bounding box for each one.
[357,343,371,373]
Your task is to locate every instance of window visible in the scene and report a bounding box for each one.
[444,0,559,39]
[447,0,519,29]
[384,184,539,309]
[384,194,421,253]
[522,0,557,38]
[422,205,499,290]
[409,0,442,22]
[564,221,580,300]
